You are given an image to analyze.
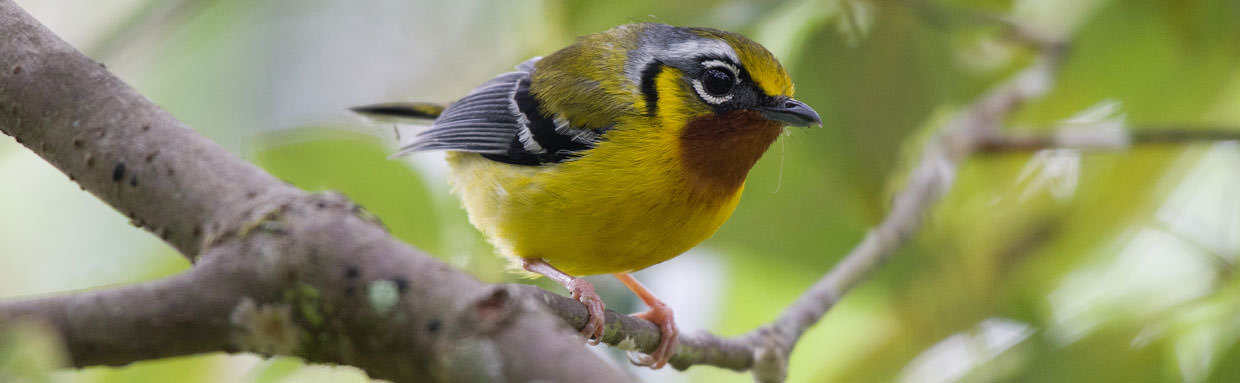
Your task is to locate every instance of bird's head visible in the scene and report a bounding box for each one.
[624,24,821,193]
[627,24,821,129]
[526,23,818,194]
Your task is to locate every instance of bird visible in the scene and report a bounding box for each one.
[353,23,820,369]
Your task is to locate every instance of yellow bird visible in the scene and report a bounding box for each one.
[354,23,819,369]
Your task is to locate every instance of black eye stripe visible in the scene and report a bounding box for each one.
[639,60,664,117]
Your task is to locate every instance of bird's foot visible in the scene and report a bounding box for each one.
[522,258,607,345]
[568,278,607,345]
[627,300,677,369]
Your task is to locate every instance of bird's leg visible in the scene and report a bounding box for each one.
[522,258,606,344]
[612,273,678,369]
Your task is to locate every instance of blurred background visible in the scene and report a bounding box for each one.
[3,0,1240,382]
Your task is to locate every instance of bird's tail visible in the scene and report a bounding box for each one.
[350,102,445,120]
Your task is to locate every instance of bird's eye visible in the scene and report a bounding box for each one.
[701,69,735,96]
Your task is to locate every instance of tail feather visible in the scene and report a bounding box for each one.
[351,102,445,120]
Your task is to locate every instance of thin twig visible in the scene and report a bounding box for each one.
[976,126,1240,153]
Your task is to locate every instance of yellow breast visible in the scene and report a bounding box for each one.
[446,119,746,276]
[444,58,787,276]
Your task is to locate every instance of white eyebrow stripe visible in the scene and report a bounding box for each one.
[665,39,739,64]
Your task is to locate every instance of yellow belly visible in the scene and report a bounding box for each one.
[445,140,742,276]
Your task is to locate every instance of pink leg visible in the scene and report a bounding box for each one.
[613,273,678,369]
[523,258,606,344]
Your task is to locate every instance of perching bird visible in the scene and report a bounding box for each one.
[353,23,820,369]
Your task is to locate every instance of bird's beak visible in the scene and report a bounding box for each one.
[756,98,821,127]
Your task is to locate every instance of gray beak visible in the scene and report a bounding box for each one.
[756,98,822,127]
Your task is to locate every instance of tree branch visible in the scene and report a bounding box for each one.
[0,2,626,381]
[4,1,1238,381]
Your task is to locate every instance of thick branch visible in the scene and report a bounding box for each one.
[0,268,237,366]
[0,0,299,258]
[0,2,625,382]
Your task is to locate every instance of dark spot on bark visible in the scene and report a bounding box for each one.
[191,225,202,237]
[166,166,174,176]
[11,65,20,74]
[160,228,171,240]
[141,124,150,132]
[246,191,257,199]
[14,136,22,144]
[426,319,441,333]
[145,151,157,163]
[112,162,126,181]
[72,138,82,148]
[85,154,94,167]
[129,175,138,187]
[316,201,327,209]
[473,288,511,323]
[345,266,359,278]
[393,278,408,293]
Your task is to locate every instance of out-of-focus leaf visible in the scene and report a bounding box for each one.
[0,322,65,383]
[244,357,302,383]
[75,355,220,383]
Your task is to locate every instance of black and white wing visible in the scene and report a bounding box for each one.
[393,68,526,155]
[392,57,603,166]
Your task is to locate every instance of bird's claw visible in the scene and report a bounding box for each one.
[626,350,655,366]
[629,301,677,369]
[568,278,606,345]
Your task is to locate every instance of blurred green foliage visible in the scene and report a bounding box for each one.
[3,0,1240,382]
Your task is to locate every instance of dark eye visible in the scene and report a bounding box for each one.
[702,69,735,96]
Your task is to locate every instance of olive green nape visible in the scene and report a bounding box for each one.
[530,23,647,131]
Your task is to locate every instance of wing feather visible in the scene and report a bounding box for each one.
[395,64,534,156]
[394,56,606,166]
